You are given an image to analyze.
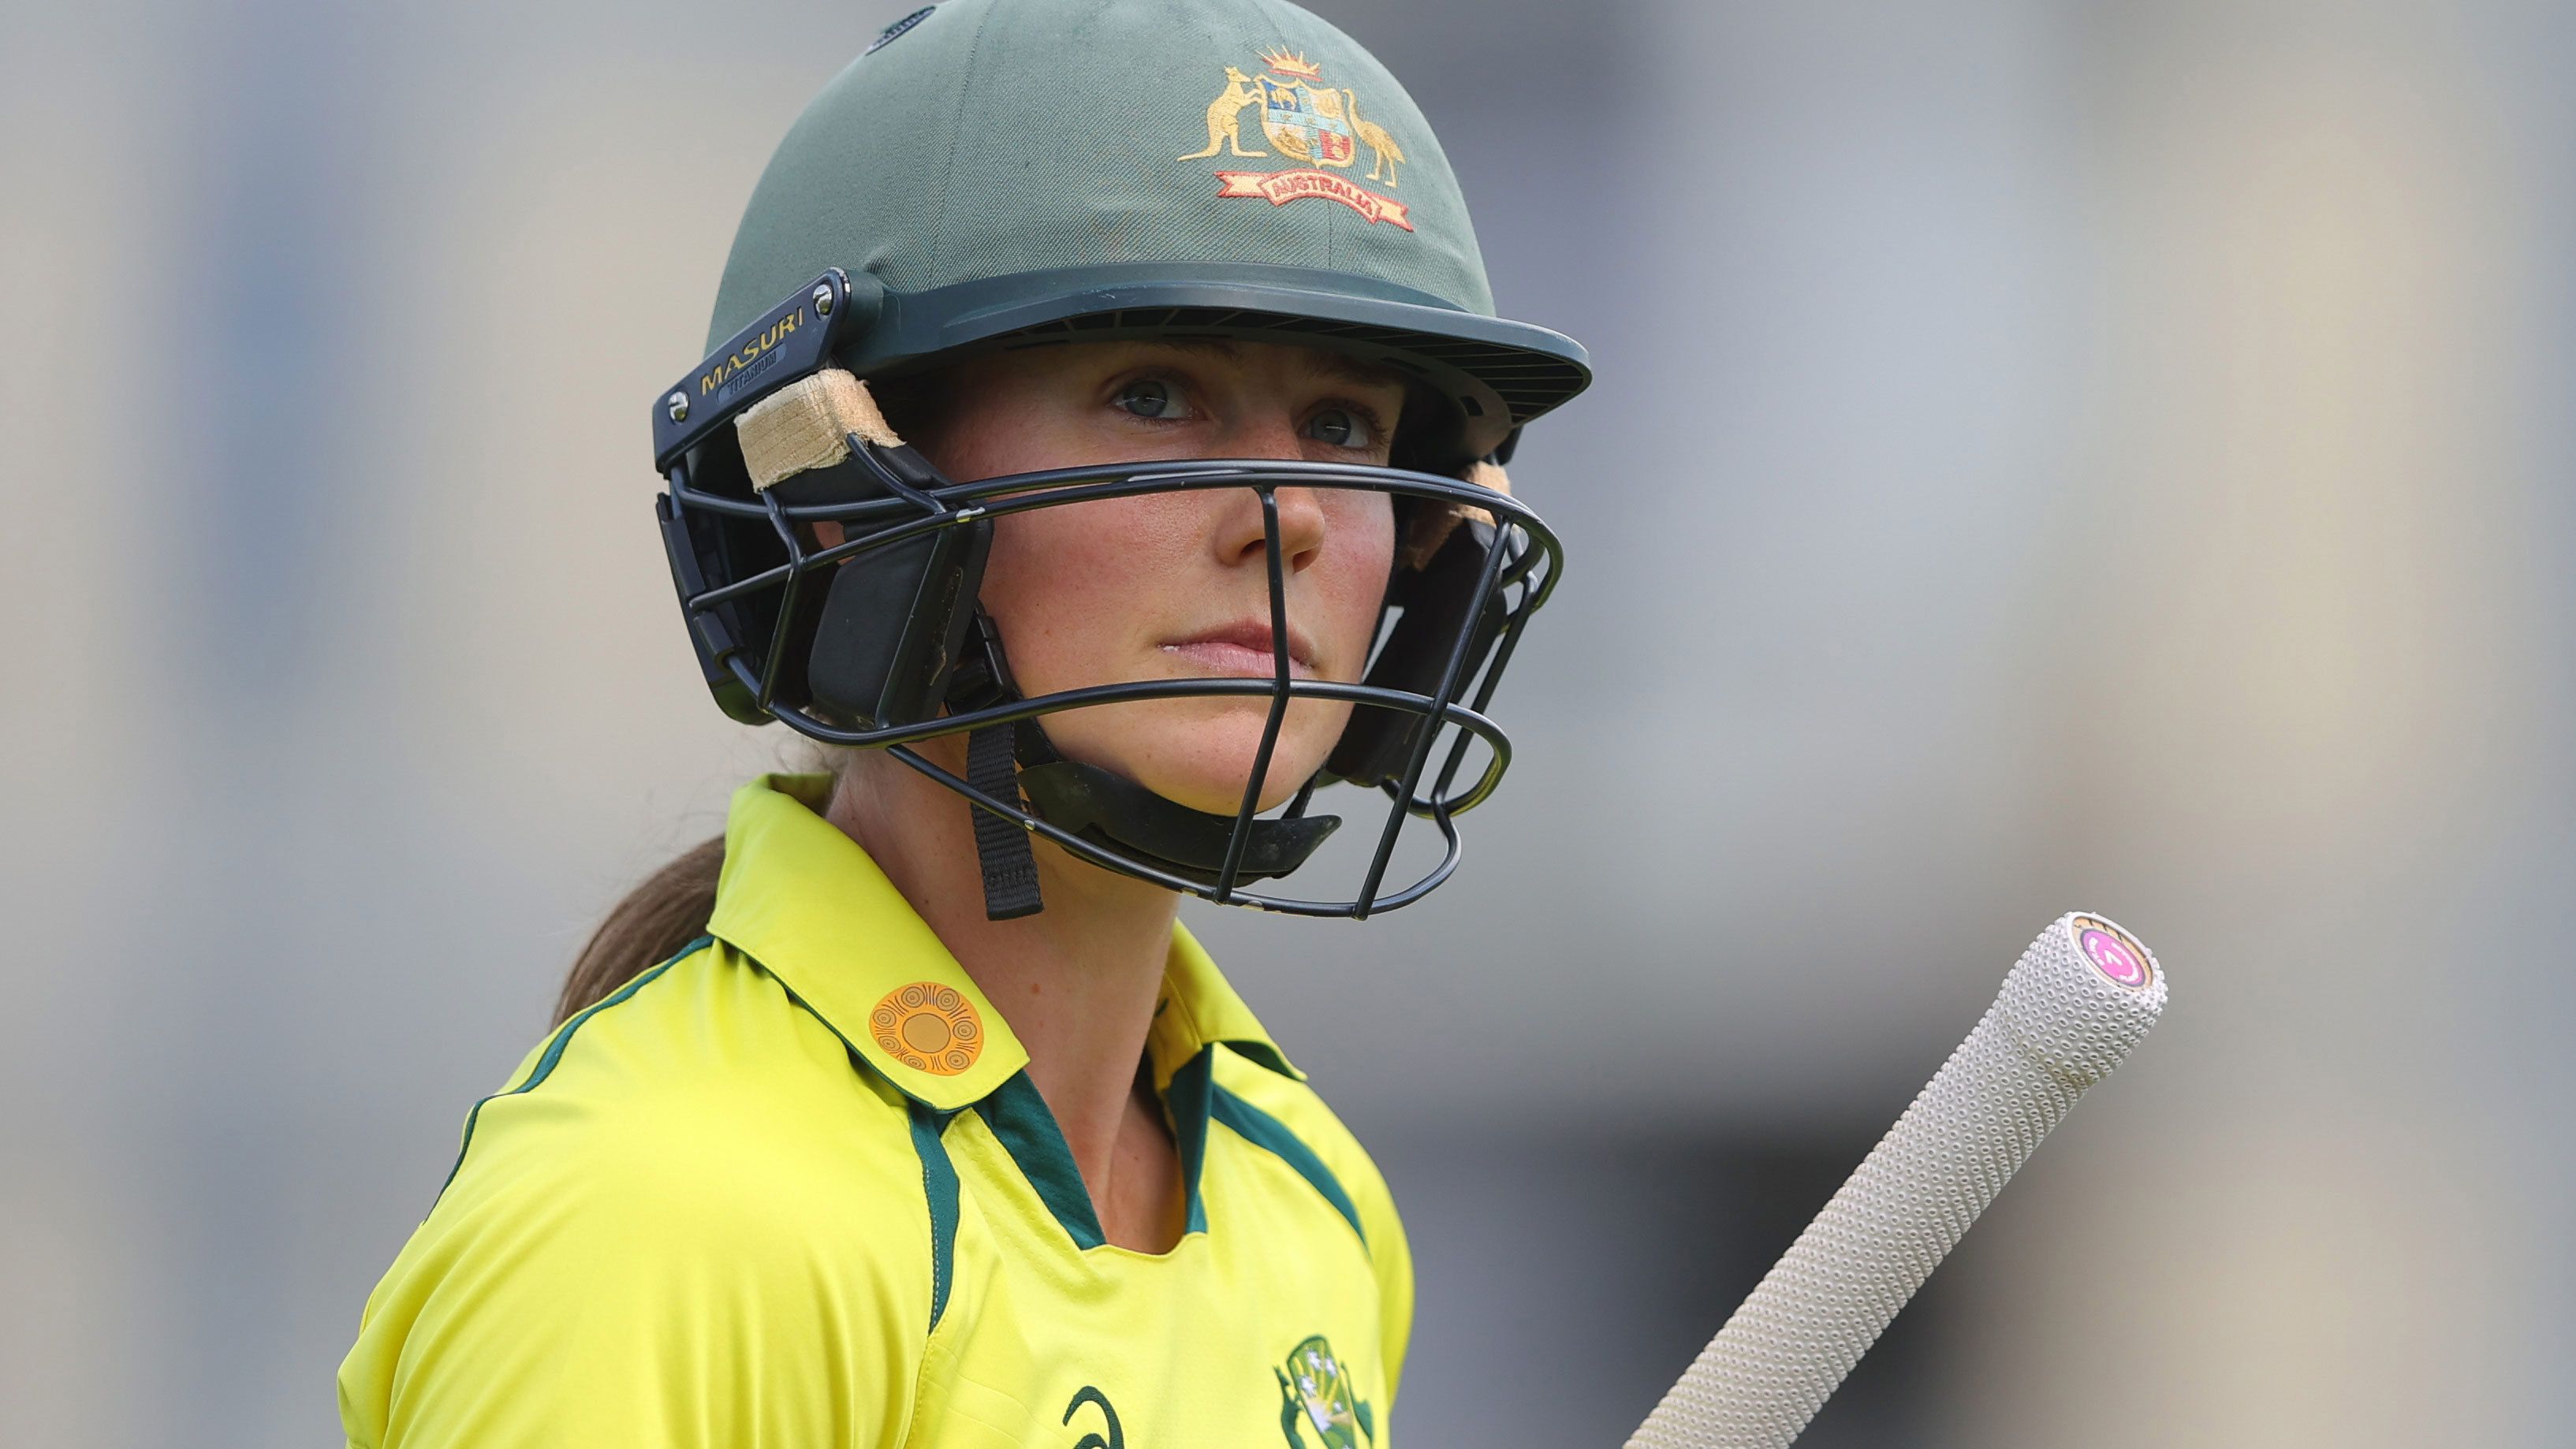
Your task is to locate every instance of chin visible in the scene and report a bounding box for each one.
[1049,699,1355,815]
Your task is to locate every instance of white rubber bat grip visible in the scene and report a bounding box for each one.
[1627,912,2167,1449]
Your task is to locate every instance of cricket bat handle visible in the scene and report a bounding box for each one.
[1626,912,2168,1448]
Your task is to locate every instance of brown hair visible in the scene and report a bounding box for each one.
[552,835,727,1026]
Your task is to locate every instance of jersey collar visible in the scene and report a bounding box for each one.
[1147,922,1304,1093]
[707,773,1030,1112]
[706,773,1303,1111]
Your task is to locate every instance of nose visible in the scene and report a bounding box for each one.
[1215,482,1329,575]
[1211,410,1329,573]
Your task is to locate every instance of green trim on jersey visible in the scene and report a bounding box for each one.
[972,1072,1107,1250]
[431,936,714,1206]
[1167,1049,1216,1236]
[1213,1082,1366,1247]
[908,1101,962,1332]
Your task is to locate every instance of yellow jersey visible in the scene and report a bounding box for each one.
[338,774,1412,1449]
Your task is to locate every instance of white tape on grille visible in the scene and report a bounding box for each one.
[736,367,903,491]
[1627,912,2167,1449]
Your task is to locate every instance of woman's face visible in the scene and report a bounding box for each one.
[914,339,1406,816]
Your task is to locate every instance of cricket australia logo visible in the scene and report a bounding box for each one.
[1180,48,1411,232]
[1273,1335,1374,1448]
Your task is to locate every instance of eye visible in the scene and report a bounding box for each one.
[1303,406,1376,450]
[1114,377,1191,421]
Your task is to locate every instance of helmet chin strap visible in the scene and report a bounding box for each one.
[965,719,1046,920]
[953,619,1341,921]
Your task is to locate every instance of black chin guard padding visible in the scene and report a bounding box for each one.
[1016,760,1340,887]
[801,445,993,728]
[1327,518,1507,789]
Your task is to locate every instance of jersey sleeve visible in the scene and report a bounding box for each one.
[1359,1165,1414,1402]
[337,1045,933,1449]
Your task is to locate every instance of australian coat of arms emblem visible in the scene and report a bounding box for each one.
[1273,1334,1374,1448]
[1180,48,1411,231]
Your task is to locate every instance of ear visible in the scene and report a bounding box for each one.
[1399,460,1511,571]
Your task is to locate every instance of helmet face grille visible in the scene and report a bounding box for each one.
[663,450,1556,919]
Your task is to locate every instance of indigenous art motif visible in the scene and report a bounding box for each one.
[870,981,984,1075]
[1182,48,1411,230]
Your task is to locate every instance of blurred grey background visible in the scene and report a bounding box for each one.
[6,0,2572,1444]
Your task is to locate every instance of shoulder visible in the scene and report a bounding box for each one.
[1208,1049,1416,1391]
[340,939,938,1449]
[442,937,926,1229]
[1210,1049,1404,1250]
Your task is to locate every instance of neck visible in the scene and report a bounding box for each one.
[829,745,1182,1231]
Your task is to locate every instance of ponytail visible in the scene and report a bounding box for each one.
[553,836,726,1026]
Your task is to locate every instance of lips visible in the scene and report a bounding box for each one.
[1160,618,1320,679]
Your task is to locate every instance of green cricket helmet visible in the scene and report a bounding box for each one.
[652,0,1590,919]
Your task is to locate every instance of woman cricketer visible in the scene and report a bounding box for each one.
[337,2,1588,1444]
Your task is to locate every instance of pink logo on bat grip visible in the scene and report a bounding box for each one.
[2078,926,2147,987]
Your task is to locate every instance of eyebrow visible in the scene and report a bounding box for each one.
[1135,336,1408,393]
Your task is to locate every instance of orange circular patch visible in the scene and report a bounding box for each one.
[870,982,982,1076]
